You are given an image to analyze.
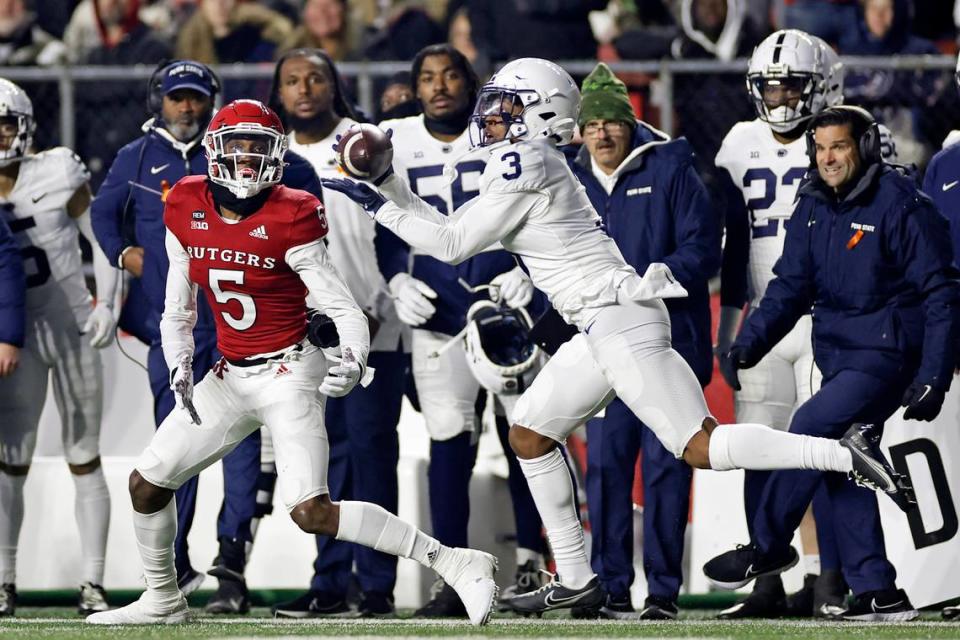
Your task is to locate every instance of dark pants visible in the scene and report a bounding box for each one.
[753,368,906,595]
[585,397,692,602]
[311,350,406,595]
[148,334,260,578]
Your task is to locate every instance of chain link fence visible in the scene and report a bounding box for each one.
[1,56,957,189]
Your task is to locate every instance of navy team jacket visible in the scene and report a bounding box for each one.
[923,142,960,265]
[91,119,323,343]
[0,217,25,347]
[569,123,722,385]
[736,163,959,389]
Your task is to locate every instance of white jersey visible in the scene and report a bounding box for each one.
[288,119,401,352]
[715,119,809,305]
[378,114,486,254]
[0,147,92,325]
[376,138,686,330]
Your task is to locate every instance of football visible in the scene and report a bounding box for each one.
[336,123,393,181]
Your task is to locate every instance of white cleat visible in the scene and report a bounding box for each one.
[86,593,188,625]
[440,548,499,626]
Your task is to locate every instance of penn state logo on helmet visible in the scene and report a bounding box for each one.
[462,300,542,396]
[203,99,287,199]
[0,79,35,166]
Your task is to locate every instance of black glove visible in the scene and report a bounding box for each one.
[306,309,340,348]
[901,382,945,421]
[718,344,762,391]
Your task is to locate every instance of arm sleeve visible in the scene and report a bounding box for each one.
[662,159,722,287]
[159,230,198,370]
[90,145,136,266]
[892,198,960,388]
[734,200,814,357]
[74,209,121,311]
[286,240,371,370]
[0,218,25,347]
[374,184,539,265]
[717,166,750,309]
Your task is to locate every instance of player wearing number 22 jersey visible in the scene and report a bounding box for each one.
[88,100,498,627]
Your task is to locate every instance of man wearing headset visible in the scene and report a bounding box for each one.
[707,106,959,621]
[90,60,323,614]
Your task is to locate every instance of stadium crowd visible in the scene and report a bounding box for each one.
[0,0,959,627]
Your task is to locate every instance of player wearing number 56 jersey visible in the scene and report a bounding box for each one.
[88,100,499,627]
[0,79,120,617]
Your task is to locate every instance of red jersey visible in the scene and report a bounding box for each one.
[163,176,329,360]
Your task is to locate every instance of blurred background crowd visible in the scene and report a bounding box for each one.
[4,0,960,199]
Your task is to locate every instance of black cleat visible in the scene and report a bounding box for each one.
[717,576,787,619]
[177,567,205,596]
[841,588,918,622]
[813,569,849,619]
[0,583,15,617]
[507,575,603,615]
[272,589,353,618]
[572,592,637,619]
[357,591,395,618]
[77,582,109,615]
[943,605,960,620]
[704,543,798,590]
[840,423,916,512]
[413,580,467,618]
[204,577,250,615]
[638,595,677,620]
[498,559,543,611]
[783,573,816,617]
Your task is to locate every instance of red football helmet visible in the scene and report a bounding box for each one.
[203,99,287,198]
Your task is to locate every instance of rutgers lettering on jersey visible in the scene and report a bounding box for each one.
[163,176,327,360]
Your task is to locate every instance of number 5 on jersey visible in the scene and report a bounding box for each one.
[209,268,256,330]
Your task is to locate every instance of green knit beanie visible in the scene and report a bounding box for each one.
[578,63,635,129]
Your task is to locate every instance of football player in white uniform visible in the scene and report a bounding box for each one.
[0,79,120,616]
[378,44,546,617]
[713,30,845,619]
[323,57,913,615]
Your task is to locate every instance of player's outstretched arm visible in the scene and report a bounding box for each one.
[70,184,121,348]
[159,230,199,370]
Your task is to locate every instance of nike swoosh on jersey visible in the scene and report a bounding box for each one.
[943,180,959,192]
[31,193,47,203]
[150,163,170,175]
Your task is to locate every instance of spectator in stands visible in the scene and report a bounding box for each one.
[176,0,292,64]
[0,0,66,65]
[362,4,444,62]
[63,0,101,63]
[376,71,418,121]
[606,0,678,60]
[781,0,860,46]
[278,0,363,61]
[34,0,78,39]
[466,0,606,62]
[446,7,480,69]
[841,0,945,165]
[567,63,720,621]
[671,0,760,195]
[78,0,172,188]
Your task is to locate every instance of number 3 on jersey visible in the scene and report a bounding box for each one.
[501,152,521,180]
[209,268,256,330]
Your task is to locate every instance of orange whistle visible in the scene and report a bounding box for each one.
[846,229,864,250]
[160,179,170,202]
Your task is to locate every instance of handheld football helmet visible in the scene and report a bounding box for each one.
[747,29,829,134]
[463,300,541,396]
[203,99,287,199]
[812,36,845,107]
[0,79,35,166]
[468,57,580,148]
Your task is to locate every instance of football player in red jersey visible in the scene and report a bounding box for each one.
[87,100,499,627]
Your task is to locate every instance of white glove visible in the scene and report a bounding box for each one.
[490,266,533,309]
[83,302,117,348]
[170,357,201,425]
[388,273,437,327]
[319,346,362,398]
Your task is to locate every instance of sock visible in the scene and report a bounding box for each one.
[518,449,593,589]
[72,468,111,585]
[0,473,25,584]
[133,501,180,607]
[337,500,440,565]
[708,424,852,472]
[804,554,821,576]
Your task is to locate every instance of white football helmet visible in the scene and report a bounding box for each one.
[812,35,845,107]
[0,79,35,166]
[468,57,580,148]
[747,29,829,134]
[462,300,541,396]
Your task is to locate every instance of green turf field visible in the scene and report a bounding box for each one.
[3,608,959,640]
